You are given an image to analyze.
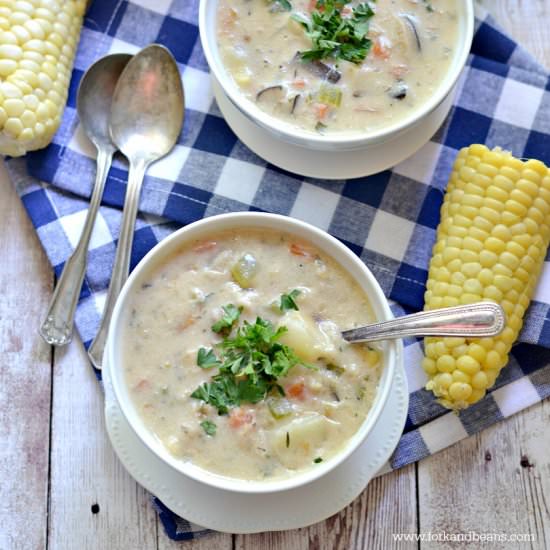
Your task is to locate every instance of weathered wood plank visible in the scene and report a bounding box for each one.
[418,400,550,550]
[236,464,417,550]
[477,0,550,67]
[158,532,232,550]
[0,161,53,550]
[47,339,159,550]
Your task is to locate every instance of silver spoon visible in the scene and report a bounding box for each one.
[342,302,505,343]
[88,44,185,369]
[40,53,132,346]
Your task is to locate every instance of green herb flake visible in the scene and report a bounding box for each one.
[200,420,217,436]
[191,311,312,414]
[292,1,376,64]
[211,304,243,334]
[197,347,220,369]
[279,289,301,312]
[313,456,323,463]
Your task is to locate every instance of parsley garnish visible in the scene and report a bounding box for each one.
[191,308,312,414]
[279,289,301,312]
[268,0,292,11]
[313,456,323,463]
[200,420,217,436]
[292,1,376,64]
[197,348,220,369]
[211,304,242,334]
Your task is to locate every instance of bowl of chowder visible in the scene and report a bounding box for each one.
[199,0,474,152]
[107,213,400,493]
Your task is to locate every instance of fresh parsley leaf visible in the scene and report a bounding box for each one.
[200,420,217,436]
[313,456,323,463]
[197,347,220,368]
[211,304,243,334]
[191,310,311,414]
[292,1,376,64]
[279,289,301,312]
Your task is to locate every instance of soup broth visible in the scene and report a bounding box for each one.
[123,229,383,481]
[217,0,460,134]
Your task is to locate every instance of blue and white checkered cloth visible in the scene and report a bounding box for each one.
[5,0,550,541]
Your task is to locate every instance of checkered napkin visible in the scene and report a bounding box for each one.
[5,0,550,540]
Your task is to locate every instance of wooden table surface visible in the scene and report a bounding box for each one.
[1,2,549,549]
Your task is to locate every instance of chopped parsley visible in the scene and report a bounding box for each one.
[197,347,220,369]
[279,289,301,312]
[313,456,323,463]
[292,1,376,64]
[211,304,242,334]
[191,308,313,414]
[200,420,217,436]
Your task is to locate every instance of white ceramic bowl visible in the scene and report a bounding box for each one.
[199,0,474,153]
[107,213,400,493]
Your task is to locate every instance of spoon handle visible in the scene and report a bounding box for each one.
[88,159,147,369]
[40,147,113,346]
[342,302,506,343]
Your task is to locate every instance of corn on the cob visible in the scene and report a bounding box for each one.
[422,145,550,410]
[0,0,85,157]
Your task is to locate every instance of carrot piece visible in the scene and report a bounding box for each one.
[193,240,217,253]
[290,242,316,259]
[177,316,196,332]
[373,37,391,59]
[134,379,150,392]
[229,408,255,428]
[391,64,409,78]
[292,79,306,89]
[313,102,329,120]
[287,381,306,400]
[308,0,318,11]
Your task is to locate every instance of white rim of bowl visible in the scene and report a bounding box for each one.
[199,0,475,148]
[108,213,397,493]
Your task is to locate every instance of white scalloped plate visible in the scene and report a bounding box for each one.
[103,347,408,534]
[213,76,455,180]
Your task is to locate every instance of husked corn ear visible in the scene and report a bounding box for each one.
[0,0,86,157]
[423,145,550,410]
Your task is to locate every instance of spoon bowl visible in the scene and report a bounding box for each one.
[40,53,131,347]
[88,44,185,369]
[110,44,185,162]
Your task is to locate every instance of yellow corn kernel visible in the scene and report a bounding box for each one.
[423,145,550,410]
[0,0,85,156]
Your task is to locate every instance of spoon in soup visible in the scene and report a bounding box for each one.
[342,302,505,343]
[87,44,185,370]
[40,53,132,347]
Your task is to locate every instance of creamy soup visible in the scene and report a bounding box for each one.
[122,229,382,481]
[217,0,459,134]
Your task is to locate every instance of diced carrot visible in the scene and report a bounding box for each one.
[313,102,329,120]
[176,316,196,332]
[308,0,318,11]
[373,37,391,59]
[134,379,150,392]
[290,242,316,259]
[287,381,306,400]
[229,407,255,428]
[292,79,306,89]
[391,64,409,78]
[193,240,217,253]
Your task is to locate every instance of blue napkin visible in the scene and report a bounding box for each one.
[5,1,550,541]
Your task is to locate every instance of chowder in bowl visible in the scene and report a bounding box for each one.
[108,213,399,493]
[200,0,474,150]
